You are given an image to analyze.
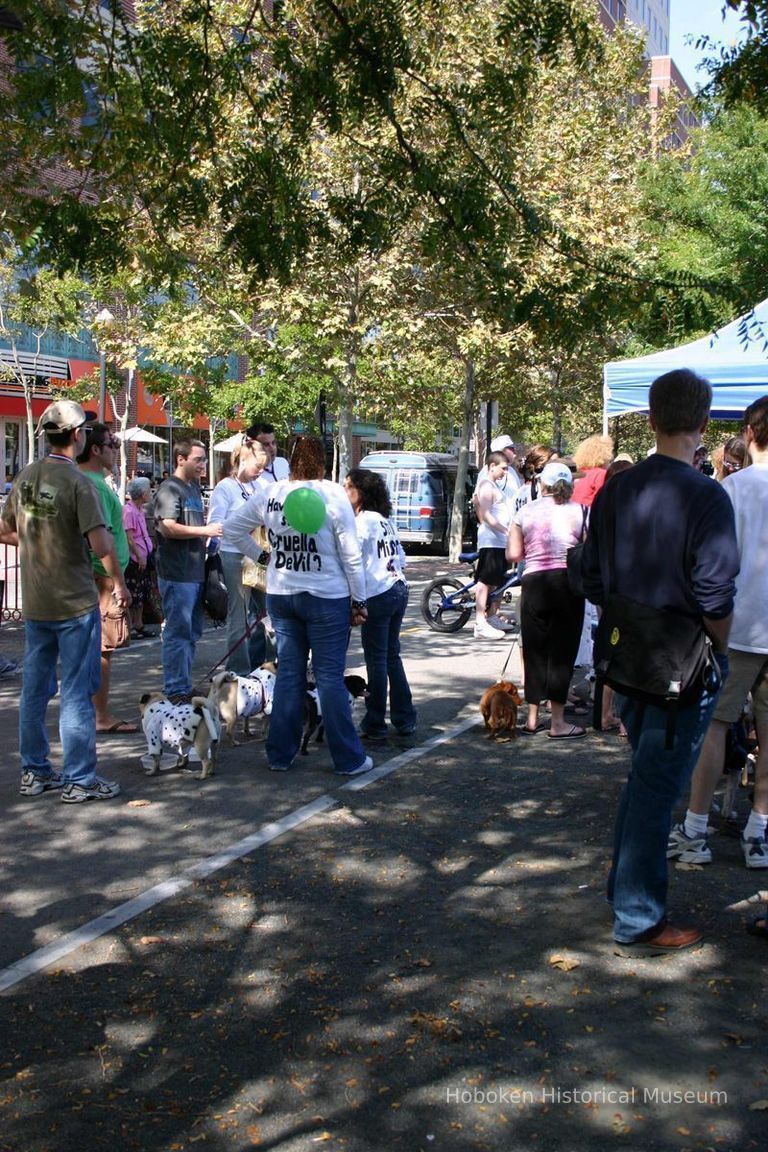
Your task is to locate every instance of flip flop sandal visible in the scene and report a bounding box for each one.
[518,722,547,734]
[97,720,139,734]
[746,916,768,939]
[547,725,587,740]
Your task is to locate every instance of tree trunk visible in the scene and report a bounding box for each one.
[337,270,360,480]
[448,357,475,562]
[115,368,134,503]
[24,378,36,463]
[474,407,486,467]
[550,366,563,454]
[337,398,352,482]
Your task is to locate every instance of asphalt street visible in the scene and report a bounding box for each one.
[1,554,766,1152]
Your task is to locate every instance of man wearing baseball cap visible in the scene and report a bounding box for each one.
[489,435,524,489]
[0,400,130,802]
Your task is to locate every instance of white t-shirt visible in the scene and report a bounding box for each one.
[207,475,260,553]
[355,510,407,598]
[255,457,290,488]
[476,478,511,549]
[722,462,768,653]
[223,478,365,601]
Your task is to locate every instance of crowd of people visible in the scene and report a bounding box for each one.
[0,416,418,787]
[2,379,766,956]
[467,373,765,955]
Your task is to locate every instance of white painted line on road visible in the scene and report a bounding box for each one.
[0,714,482,995]
[341,715,481,792]
[0,793,336,994]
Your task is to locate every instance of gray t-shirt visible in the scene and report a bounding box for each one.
[154,476,206,582]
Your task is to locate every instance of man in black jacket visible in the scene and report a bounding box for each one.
[582,370,738,956]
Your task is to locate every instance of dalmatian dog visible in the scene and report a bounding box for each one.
[300,674,369,755]
[139,691,220,780]
[210,662,277,746]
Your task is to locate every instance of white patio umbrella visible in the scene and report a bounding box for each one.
[213,432,245,452]
[121,426,167,444]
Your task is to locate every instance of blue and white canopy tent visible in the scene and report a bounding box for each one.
[602,300,768,432]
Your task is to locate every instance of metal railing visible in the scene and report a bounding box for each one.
[0,542,22,621]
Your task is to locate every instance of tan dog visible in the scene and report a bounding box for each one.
[480,680,522,741]
[210,662,277,746]
[139,690,220,780]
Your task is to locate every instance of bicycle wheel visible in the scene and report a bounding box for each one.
[420,577,474,632]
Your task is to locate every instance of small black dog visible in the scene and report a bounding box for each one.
[301,674,369,754]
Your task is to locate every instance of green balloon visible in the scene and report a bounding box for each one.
[283,486,327,533]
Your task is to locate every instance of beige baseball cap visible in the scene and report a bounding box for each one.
[35,400,97,436]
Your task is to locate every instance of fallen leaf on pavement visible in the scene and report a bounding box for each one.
[549,954,580,972]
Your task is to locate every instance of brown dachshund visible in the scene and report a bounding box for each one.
[479,680,523,741]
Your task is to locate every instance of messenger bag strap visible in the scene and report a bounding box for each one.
[592,480,618,732]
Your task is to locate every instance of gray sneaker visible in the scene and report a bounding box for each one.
[19,770,64,797]
[61,776,121,803]
[666,822,712,864]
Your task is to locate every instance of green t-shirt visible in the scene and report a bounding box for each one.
[3,458,104,621]
[82,471,130,575]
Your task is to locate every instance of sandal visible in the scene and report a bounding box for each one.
[548,725,587,740]
[747,916,768,939]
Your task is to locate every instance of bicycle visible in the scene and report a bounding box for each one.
[420,552,522,633]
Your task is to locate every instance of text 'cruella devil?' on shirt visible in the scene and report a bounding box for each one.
[222,479,366,602]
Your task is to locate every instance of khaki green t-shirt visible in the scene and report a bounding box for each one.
[4,457,105,621]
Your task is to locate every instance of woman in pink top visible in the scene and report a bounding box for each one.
[122,476,154,638]
[507,462,585,738]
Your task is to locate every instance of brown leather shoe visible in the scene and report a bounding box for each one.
[614,922,704,958]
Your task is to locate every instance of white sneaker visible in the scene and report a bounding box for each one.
[486,613,517,632]
[742,834,768,869]
[474,620,506,641]
[336,755,374,777]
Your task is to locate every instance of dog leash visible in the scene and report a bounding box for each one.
[497,626,521,682]
[194,618,264,693]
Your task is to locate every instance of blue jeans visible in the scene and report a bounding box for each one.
[220,551,271,676]
[20,608,102,786]
[266,592,366,773]
[159,579,204,696]
[608,686,721,942]
[360,581,417,735]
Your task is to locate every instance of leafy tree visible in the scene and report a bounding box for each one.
[634,103,768,348]
[1,0,622,303]
[0,247,88,459]
[701,2,768,109]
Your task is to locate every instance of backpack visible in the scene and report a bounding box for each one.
[589,481,720,749]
